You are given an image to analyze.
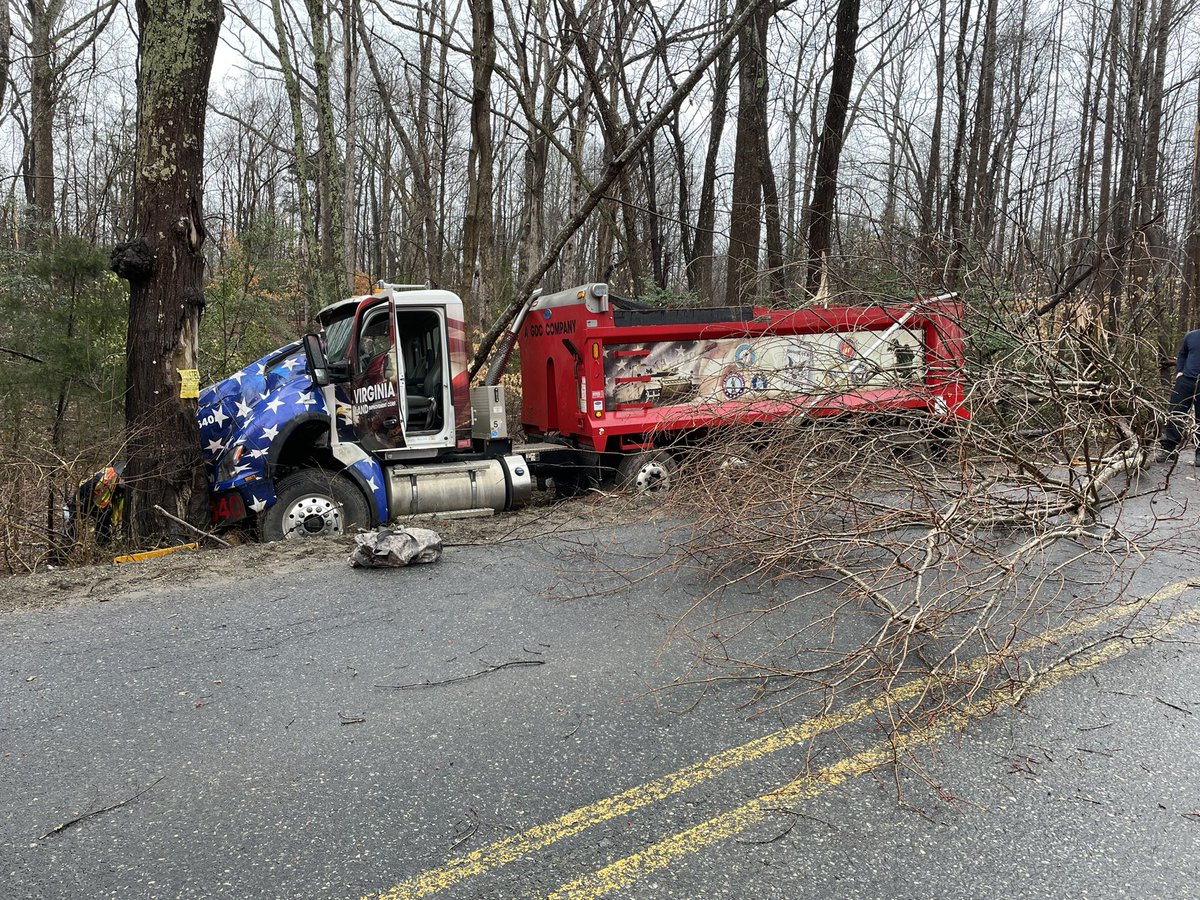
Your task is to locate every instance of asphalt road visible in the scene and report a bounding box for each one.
[2,491,1199,900]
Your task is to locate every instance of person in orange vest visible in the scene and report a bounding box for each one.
[66,463,126,545]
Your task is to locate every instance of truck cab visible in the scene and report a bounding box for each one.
[201,283,528,540]
[314,284,472,458]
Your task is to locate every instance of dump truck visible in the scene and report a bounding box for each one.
[198,282,967,539]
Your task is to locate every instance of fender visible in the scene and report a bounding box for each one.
[265,410,334,475]
[265,409,387,525]
[319,382,389,524]
[343,457,388,526]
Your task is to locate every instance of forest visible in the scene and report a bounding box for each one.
[0,0,1192,567]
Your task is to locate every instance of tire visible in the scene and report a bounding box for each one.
[615,450,679,496]
[552,464,597,500]
[259,469,370,541]
[926,424,956,462]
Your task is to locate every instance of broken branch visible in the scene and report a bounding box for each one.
[153,505,233,548]
[39,775,165,840]
[375,659,545,690]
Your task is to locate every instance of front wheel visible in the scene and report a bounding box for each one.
[259,469,370,541]
[615,450,679,496]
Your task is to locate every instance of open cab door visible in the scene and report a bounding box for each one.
[348,295,407,452]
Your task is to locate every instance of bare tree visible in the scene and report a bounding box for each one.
[804,0,860,291]
[17,0,120,229]
[686,5,733,298]
[724,0,770,306]
[302,0,346,297]
[461,0,497,330]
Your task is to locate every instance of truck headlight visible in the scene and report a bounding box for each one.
[217,443,247,481]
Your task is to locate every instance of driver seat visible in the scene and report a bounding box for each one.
[406,365,442,431]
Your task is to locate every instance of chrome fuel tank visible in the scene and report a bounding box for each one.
[385,455,532,517]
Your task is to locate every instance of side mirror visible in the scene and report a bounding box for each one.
[302,333,350,386]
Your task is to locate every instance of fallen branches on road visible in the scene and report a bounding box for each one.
[375,659,545,690]
[612,293,1179,806]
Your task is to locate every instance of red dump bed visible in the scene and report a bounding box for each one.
[518,285,967,453]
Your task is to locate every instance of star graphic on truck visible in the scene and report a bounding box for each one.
[261,425,279,441]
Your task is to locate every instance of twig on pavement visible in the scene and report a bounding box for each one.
[375,659,545,690]
[39,776,165,840]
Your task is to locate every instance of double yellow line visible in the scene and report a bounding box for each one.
[365,579,1197,900]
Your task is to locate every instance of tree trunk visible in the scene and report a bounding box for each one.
[944,0,974,283]
[804,0,860,291]
[1186,76,1200,330]
[688,22,732,299]
[920,0,947,268]
[669,111,692,289]
[725,1,769,306]
[1136,0,1172,275]
[342,0,358,293]
[113,0,222,538]
[303,0,346,302]
[0,0,10,114]
[783,54,803,261]
[1108,0,1147,311]
[760,142,785,298]
[270,0,318,319]
[963,0,999,247]
[560,78,593,283]
[640,115,667,290]
[462,0,496,331]
[1095,0,1120,300]
[27,0,56,230]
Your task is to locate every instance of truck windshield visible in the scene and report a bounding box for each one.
[323,310,355,363]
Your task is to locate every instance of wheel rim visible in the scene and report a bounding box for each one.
[280,493,343,538]
[634,460,672,493]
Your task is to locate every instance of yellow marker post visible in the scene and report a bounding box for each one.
[179,368,200,399]
[113,543,199,565]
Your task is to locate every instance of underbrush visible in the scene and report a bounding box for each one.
[0,448,129,574]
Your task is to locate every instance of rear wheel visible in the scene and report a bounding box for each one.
[615,450,679,496]
[259,469,370,541]
[553,468,591,500]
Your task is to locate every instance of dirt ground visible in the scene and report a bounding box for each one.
[0,491,647,615]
